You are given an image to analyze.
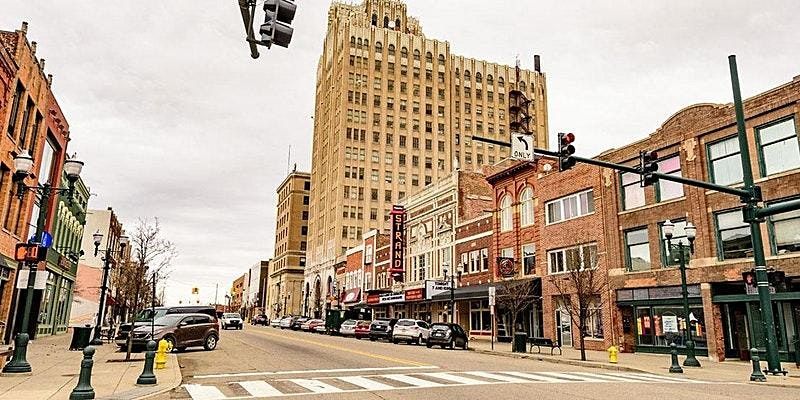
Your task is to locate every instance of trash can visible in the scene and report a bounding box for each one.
[512,332,528,353]
[69,324,93,351]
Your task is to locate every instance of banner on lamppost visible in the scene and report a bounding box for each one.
[389,205,406,281]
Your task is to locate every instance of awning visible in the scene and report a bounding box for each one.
[431,283,491,301]
[340,288,361,304]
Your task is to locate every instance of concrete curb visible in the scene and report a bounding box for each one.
[98,354,182,400]
[469,347,651,373]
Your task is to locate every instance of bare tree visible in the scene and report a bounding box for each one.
[548,249,606,361]
[496,273,540,337]
[123,218,177,360]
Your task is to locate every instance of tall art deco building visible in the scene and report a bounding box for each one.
[304,0,548,309]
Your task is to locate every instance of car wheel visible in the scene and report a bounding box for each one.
[440,344,447,349]
[370,337,375,341]
[204,334,218,351]
[449,340,455,350]
[426,342,432,348]
[415,335,422,345]
[462,340,469,350]
[163,335,176,352]
[175,346,186,353]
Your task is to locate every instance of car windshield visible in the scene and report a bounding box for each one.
[431,324,450,331]
[342,319,356,325]
[223,313,241,318]
[152,315,183,327]
[396,320,414,326]
[357,321,371,327]
[135,308,167,322]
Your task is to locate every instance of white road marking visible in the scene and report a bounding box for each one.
[192,365,438,379]
[182,384,227,400]
[621,372,704,383]
[500,371,566,382]
[420,372,487,385]
[336,376,395,390]
[536,372,605,382]
[235,381,282,397]
[463,371,529,383]
[383,373,443,387]
[570,372,647,382]
[289,378,344,393]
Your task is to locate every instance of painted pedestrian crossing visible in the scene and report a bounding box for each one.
[182,371,709,399]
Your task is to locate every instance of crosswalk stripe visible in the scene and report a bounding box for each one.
[606,373,680,383]
[289,378,344,393]
[463,371,529,383]
[499,371,567,382]
[383,374,443,387]
[183,384,227,400]
[420,372,487,385]
[236,381,283,397]
[535,372,604,382]
[570,372,645,382]
[621,372,701,383]
[336,376,395,390]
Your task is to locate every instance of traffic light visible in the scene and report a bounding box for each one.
[260,0,296,48]
[509,89,532,134]
[639,150,659,186]
[558,132,576,171]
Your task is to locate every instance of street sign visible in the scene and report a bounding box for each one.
[511,133,534,161]
[489,286,496,307]
[41,232,53,248]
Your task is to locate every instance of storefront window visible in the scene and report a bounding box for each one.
[636,308,653,345]
[470,300,491,332]
[636,305,706,349]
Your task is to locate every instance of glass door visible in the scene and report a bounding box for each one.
[556,308,572,347]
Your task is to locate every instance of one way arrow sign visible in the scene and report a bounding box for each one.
[511,133,534,161]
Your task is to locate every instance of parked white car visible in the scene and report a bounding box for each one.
[220,313,243,330]
[392,319,430,344]
[270,318,281,328]
[339,319,358,336]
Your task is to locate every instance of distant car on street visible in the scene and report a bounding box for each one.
[302,319,324,332]
[392,319,430,345]
[339,319,358,336]
[252,314,269,326]
[270,318,282,328]
[292,317,310,330]
[426,322,468,350]
[368,318,398,341]
[220,313,243,330]
[313,321,327,333]
[279,316,296,329]
[354,320,371,339]
[122,313,219,352]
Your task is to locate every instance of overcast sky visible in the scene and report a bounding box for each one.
[2,1,798,306]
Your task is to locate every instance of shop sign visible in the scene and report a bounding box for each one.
[378,292,405,304]
[341,288,361,304]
[405,288,425,302]
[662,315,679,333]
[389,205,406,281]
[366,294,381,305]
[497,257,515,278]
[425,280,451,299]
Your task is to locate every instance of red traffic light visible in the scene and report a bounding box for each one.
[560,132,575,144]
[643,150,658,162]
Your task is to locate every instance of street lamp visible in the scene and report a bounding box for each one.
[442,263,463,323]
[663,219,701,367]
[3,153,84,374]
[89,230,129,345]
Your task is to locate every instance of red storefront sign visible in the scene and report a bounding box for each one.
[404,288,425,302]
[366,294,381,305]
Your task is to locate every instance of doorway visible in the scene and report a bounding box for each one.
[556,308,572,347]
[722,303,751,360]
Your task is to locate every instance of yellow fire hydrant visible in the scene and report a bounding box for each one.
[607,345,619,364]
[155,339,169,369]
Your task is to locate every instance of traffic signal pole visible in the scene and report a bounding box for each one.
[473,56,793,375]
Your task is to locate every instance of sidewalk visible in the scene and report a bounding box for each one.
[0,331,181,399]
[469,339,800,388]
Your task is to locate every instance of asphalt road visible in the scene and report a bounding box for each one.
[153,325,798,400]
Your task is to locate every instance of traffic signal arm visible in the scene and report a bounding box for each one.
[757,197,800,219]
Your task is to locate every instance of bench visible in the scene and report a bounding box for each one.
[528,337,562,355]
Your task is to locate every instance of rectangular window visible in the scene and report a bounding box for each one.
[715,210,752,260]
[621,172,644,210]
[7,84,23,137]
[708,136,743,185]
[656,155,683,201]
[757,118,800,176]
[522,244,535,275]
[625,227,651,272]
[586,297,604,339]
[547,243,597,274]
[546,190,594,224]
[769,199,800,254]
[660,219,692,266]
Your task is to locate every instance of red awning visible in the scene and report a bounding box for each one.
[340,288,361,304]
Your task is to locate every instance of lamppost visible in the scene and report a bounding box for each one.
[442,263,463,323]
[3,151,84,373]
[89,230,129,345]
[663,219,701,367]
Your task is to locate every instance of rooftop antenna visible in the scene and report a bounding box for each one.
[286,144,292,174]
[515,54,521,90]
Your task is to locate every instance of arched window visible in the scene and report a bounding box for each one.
[487,74,494,85]
[375,41,383,53]
[395,18,401,30]
[498,76,505,86]
[388,44,395,55]
[372,14,378,26]
[519,186,534,227]
[475,72,483,83]
[464,70,471,81]
[455,68,460,78]
[413,49,420,61]
[363,39,369,48]
[357,38,362,48]
[500,195,513,232]
[383,16,389,28]
[519,81,526,92]
[425,52,433,63]
[350,36,356,45]
[401,47,408,59]
[438,54,445,65]
[327,276,334,296]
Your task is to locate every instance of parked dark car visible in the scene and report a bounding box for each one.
[368,318,398,341]
[252,314,269,326]
[116,306,217,349]
[354,320,371,339]
[121,313,219,352]
[426,322,468,350]
[291,317,309,330]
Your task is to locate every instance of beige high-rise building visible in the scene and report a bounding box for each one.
[305,0,548,299]
[267,170,310,319]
